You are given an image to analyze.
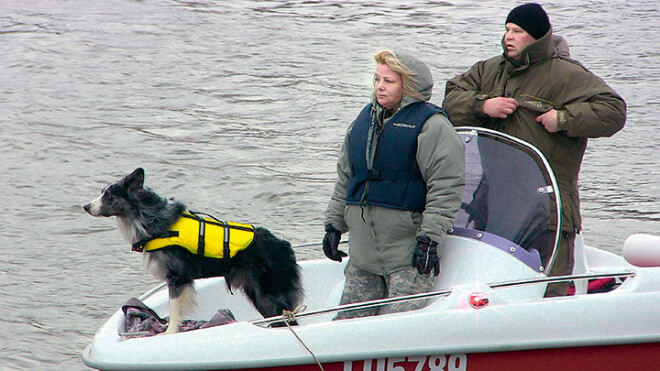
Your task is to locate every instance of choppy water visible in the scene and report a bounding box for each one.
[0,0,658,369]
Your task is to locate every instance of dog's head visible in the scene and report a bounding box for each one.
[83,167,145,218]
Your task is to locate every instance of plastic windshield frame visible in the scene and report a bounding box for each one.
[455,127,562,275]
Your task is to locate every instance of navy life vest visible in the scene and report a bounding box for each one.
[346,101,447,212]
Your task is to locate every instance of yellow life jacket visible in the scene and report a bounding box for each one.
[132,212,255,259]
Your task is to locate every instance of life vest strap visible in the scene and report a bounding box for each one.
[189,210,234,294]
[132,231,179,252]
[187,211,207,257]
[352,166,423,181]
[223,223,232,294]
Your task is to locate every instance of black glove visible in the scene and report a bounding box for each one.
[412,236,440,276]
[322,225,347,262]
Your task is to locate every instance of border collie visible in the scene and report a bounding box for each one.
[83,168,302,333]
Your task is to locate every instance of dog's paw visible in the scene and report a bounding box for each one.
[161,326,180,335]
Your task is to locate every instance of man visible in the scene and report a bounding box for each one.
[442,3,626,296]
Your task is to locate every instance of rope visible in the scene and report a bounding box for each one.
[281,305,324,371]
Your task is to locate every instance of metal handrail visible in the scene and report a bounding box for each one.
[251,288,453,326]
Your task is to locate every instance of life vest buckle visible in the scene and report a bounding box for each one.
[367,169,381,180]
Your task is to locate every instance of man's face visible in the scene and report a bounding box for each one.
[504,23,536,60]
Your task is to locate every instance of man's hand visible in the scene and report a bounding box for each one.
[536,109,559,133]
[482,97,518,119]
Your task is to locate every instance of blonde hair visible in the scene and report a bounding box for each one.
[373,50,423,101]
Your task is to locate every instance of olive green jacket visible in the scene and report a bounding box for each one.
[443,29,626,232]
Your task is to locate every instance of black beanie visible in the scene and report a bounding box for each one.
[505,3,550,40]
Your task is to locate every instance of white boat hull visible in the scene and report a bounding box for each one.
[83,236,660,371]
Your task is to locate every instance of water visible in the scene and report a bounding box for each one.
[0,0,658,369]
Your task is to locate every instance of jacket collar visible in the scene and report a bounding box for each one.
[500,27,555,73]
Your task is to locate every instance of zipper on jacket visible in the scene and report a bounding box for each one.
[359,104,379,222]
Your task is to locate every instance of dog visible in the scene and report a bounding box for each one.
[83,167,302,333]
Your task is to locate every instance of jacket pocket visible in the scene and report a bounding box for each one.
[517,94,555,113]
[371,207,418,246]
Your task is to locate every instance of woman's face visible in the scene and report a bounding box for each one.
[374,63,404,110]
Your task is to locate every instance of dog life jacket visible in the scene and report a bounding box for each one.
[131,212,255,260]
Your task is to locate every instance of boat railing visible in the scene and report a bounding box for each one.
[250,270,637,327]
[252,288,454,326]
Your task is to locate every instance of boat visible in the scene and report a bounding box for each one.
[83,127,660,371]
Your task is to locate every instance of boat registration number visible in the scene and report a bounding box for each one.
[343,354,467,371]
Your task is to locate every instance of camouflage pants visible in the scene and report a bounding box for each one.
[335,261,435,320]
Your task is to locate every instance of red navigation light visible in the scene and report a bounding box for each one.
[469,292,489,309]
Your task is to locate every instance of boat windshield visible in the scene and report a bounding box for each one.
[454,128,561,274]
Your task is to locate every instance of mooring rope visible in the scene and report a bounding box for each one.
[282,305,324,371]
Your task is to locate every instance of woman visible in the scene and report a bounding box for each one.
[323,50,465,319]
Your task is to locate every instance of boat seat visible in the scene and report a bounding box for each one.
[431,230,546,302]
[324,280,345,308]
[448,227,543,272]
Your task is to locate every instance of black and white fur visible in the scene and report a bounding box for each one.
[83,168,302,334]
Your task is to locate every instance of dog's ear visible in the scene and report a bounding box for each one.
[122,168,145,193]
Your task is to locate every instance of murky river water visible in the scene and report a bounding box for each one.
[0,0,658,369]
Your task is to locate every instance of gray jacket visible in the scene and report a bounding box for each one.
[325,51,465,275]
